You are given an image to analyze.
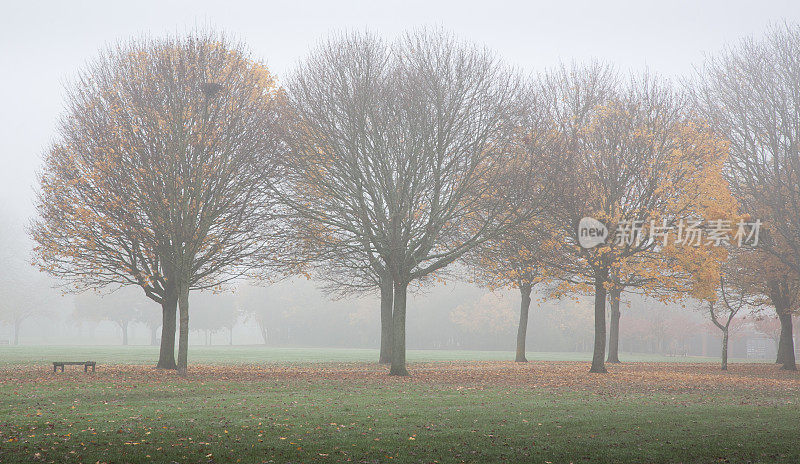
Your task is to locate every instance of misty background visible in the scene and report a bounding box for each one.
[1,0,798,356]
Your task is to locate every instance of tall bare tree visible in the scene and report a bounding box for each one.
[691,23,800,370]
[30,31,286,373]
[281,29,552,375]
[0,216,58,346]
[279,32,396,363]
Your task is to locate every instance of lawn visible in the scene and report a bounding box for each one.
[0,345,756,366]
[1,357,798,463]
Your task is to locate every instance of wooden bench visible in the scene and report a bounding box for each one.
[53,361,96,373]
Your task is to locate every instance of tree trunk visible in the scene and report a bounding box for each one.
[157,285,178,370]
[389,280,409,376]
[149,325,159,346]
[259,323,268,345]
[778,310,797,370]
[701,332,708,357]
[515,284,532,362]
[121,321,129,346]
[177,283,190,376]
[721,327,729,371]
[13,319,20,346]
[229,326,233,346]
[776,312,787,364]
[379,278,394,364]
[768,279,796,370]
[795,315,800,362]
[607,287,622,363]
[590,270,608,373]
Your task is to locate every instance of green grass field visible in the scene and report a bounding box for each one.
[0,345,756,366]
[0,347,795,463]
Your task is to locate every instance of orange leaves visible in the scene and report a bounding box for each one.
[30,30,287,296]
[3,361,798,395]
[544,80,738,302]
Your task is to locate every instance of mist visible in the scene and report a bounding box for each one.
[5,3,800,464]
[2,0,797,359]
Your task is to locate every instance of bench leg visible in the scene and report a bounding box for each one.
[53,365,56,373]
[61,365,65,372]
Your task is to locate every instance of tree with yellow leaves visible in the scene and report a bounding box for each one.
[464,79,563,363]
[467,221,556,362]
[30,31,287,373]
[546,67,734,373]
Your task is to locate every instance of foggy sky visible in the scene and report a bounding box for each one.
[2,0,800,230]
[2,0,798,348]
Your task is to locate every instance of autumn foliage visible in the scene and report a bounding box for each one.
[30,31,287,372]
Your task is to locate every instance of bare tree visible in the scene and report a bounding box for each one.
[691,23,800,370]
[135,304,163,346]
[188,292,239,345]
[0,274,55,345]
[711,264,761,371]
[281,29,552,375]
[279,32,397,363]
[237,284,280,345]
[0,212,57,346]
[30,31,286,373]
[74,287,153,345]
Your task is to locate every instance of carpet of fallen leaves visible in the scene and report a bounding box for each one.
[2,361,798,395]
